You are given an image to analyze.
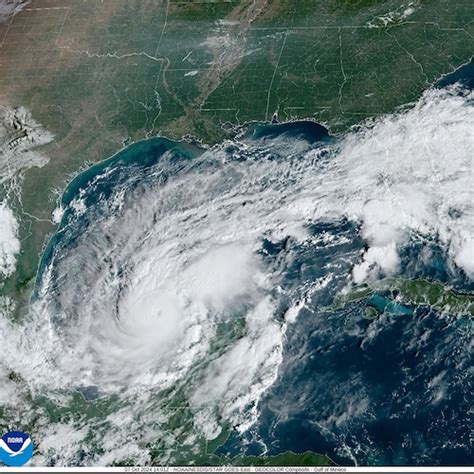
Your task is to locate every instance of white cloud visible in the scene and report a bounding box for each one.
[0,0,30,24]
[190,297,283,435]
[454,237,474,278]
[352,243,400,284]
[0,105,53,184]
[0,80,472,464]
[334,85,473,280]
[0,203,20,278]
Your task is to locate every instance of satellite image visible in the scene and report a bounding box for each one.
[0,0,472,469]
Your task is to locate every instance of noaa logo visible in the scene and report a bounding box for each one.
[0,431,33,467]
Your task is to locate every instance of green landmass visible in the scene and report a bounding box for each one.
[227,451,332,466]
[2,314,335,467]
[0,0,473,290]
[336,278,474,316]
[3,369,332,467]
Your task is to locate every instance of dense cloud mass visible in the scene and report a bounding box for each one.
[0,0,30,24]
[0,203,19,278]
[0,82,472,464]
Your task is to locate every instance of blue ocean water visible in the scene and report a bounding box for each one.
[217,236,473,465]
[212,212,473,465]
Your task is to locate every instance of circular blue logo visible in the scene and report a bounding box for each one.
[0,431,33,467]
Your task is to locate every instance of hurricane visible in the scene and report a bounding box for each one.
[0,77,472,465]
